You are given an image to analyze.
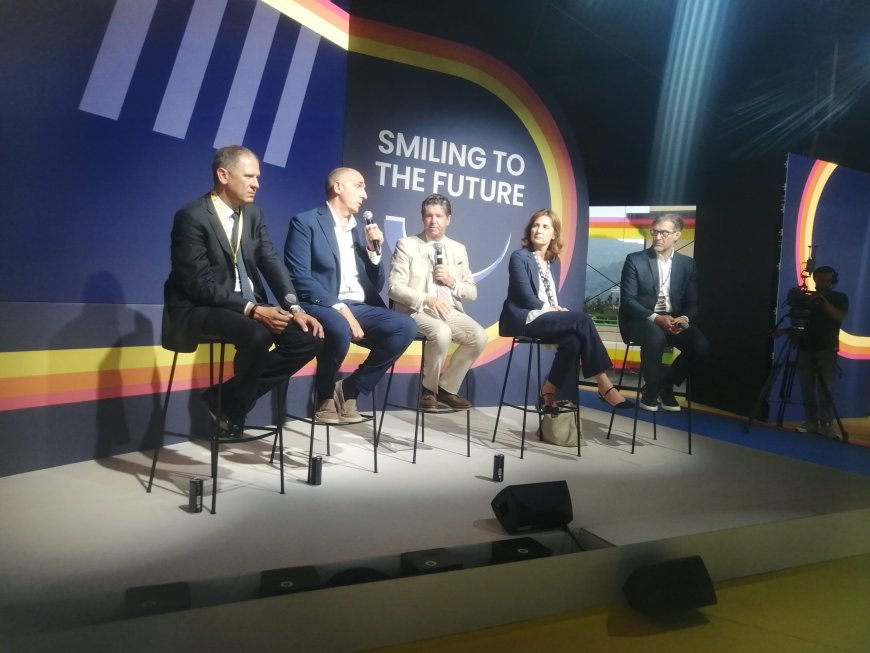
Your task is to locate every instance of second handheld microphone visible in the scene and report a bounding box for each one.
[433,242,444,266]
[362,211,381,255]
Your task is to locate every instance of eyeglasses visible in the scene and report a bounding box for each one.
[650,229,677,238]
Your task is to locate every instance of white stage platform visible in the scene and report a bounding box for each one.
[2,405,869,650]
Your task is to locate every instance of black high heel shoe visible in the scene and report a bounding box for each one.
[538,391,559,415]
[599,386,633,410]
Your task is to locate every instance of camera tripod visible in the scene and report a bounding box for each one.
[743,327,848,441]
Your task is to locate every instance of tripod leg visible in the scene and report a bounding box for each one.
[814,362,849,442]
[744,338,792,433]
[776,353,799,427]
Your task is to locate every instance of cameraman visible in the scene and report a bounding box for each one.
[794,266,848,440]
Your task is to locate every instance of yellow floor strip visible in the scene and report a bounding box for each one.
[376,554,870,653]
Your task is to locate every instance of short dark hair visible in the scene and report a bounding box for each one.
[421,193,451,216]
[813,266,838,284]
[212,145,256,185]
[652,213,683,232]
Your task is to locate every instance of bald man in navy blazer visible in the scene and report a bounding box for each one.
[619,213,708,412]
[284,168,416,423]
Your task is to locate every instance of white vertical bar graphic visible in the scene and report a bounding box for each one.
[263,27,320,167]
[154,0,228,139]
[213,1,280,147]
[79,0,159,119]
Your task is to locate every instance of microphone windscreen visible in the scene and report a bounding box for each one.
[284,293,298,306]
[362,211,373,222]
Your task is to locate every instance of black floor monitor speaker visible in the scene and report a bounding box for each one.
[399,548,463,576]
[260,565,323,596]
[623,555,718,616]
[490,536,553,564]
[124,581,191,618]
[491,480,573,534]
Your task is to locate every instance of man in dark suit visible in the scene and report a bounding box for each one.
[619,213,708,412]
[284,167,416,423]
[164,145,324,436]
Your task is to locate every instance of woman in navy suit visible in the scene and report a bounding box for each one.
[499,209,632,411]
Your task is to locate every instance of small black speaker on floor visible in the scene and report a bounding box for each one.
[260,565,323,596]
[326,567,391,587]
[491,480,573,534]
[399,548,463,576]
[124,581,191,618]
[490,536,552,564]
[622,555,717,617]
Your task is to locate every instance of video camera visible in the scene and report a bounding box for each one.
[785,244,821,330]
[785,286,820,329]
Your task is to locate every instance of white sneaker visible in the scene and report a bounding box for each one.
[795,421,818,434]
[816,423,842,441]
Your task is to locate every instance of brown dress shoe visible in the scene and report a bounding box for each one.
[437,387,472,409]
[420,388,438,411]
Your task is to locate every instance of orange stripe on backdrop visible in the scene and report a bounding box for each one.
[0,338,520,411]
[0,346,319,412]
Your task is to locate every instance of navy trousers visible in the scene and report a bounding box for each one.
[304,301,417,400]
[623,319,709,395]
[524,310,612,401]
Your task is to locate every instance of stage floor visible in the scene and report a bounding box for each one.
[2,404,869,642]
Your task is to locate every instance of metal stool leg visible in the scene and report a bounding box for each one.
[210,341,225,514]
[147,352,179,492]
[606,346,631,439]
[519,341,536,459]
[686,375,693,454]
[491,339,518,443]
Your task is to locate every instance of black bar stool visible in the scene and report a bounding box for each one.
[147,336,284,514]
[377,334,472,463]
[606,342,693,454]
[491,337,582,459]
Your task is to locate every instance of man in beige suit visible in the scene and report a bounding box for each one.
[389,194,487,410]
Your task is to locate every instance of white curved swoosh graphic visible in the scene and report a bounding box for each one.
[384,215,511,282]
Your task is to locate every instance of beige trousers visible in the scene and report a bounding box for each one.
[412,310,487,395]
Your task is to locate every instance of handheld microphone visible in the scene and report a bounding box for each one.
[433,242,444,266]
[676,320,689,330]
[284,293,297,308]
[362,211,380,255]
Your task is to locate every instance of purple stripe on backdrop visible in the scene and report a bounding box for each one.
[213,1,280,147]
[264,27,321,168]
[79,0,159,120]
[153,0,229,139]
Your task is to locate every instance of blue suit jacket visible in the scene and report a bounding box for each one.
[499,248,561,336]
[618,248,698,342]
[284,204,386,308]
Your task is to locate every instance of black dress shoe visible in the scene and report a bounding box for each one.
[223,418,245,439]
[201,387,245,438]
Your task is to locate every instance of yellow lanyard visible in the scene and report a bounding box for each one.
[210,193,244,264]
